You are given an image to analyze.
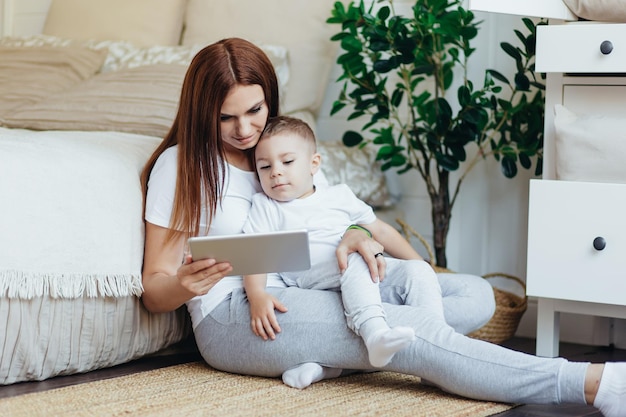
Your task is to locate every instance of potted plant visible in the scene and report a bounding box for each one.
[328,0,545,268]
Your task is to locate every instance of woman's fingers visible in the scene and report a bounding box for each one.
[357,239,385,282]
[374,252,387,282]
[177,258,232,295]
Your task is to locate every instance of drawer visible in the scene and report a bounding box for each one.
[527,180,626,305]
[536,23,626,73]
[563,85,626,116]
[469,0,575,20]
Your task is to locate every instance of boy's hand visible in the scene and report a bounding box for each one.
[248,292,288,340]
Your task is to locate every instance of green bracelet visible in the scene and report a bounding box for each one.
[346,224,372,238]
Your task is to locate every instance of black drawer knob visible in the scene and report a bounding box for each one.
[593,236,606,251]
[600,40,613,55]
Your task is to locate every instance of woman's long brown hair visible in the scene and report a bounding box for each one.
[140,38,280,242]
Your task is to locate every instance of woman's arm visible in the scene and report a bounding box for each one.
[335,227,386,281]
[366,218,424,261]
[141,221,232,313]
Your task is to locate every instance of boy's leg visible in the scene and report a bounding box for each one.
[437,273,496,334]
[379,262,495,335]
[340,253,415,367]
[379,259,445,319]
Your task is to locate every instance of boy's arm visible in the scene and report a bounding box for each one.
[365,218,424,261]
[243,273,288,340]
[243,273,269,298]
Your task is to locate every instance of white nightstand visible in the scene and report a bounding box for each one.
[471,0,626,357]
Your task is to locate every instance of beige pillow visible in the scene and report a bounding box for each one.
[0,46,107,117]
[563,0,626,22]
[0,35,198,72]
[99,42,290,93]
[182,0,338,116]
[43,0,187,46]
[0,35,290,92]
[2,64,187,138]
[554,104,626,183]
[318,141,394,209]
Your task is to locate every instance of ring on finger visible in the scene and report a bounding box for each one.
[374,252,384,258]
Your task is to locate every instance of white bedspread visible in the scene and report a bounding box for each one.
[0,127,162,298]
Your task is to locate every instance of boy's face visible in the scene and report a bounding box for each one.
[254,133,321,202]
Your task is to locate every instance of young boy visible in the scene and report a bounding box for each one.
[242,116,445,386]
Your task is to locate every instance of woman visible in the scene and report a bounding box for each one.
[140,38,624,417]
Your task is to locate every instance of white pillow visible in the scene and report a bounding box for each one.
[42,0,187,46]
[563,0,626,22]
[554,104,626,183]
[318,141,395,209]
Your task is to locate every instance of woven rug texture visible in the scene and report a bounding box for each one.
[0,362,515,416]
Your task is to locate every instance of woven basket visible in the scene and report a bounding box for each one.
[396,219,527,344]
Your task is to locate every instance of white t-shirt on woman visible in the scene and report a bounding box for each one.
[145,146,288,329]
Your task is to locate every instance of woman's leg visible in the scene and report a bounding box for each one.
[195,286,589,405]
[437,272,495,334]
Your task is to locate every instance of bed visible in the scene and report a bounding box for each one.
[0,0,403,385]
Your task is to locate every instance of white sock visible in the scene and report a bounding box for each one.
[282,363,342,389]
[593,362,626,417]
[365,326,415,368]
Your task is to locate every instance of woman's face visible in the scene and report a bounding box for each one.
[220,84,268,159]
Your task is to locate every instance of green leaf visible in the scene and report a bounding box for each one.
[370,40,391,52]
[486,69,509,85]
[412,64,436,75]
[500,42,522,61]
[522,17,536,34]
[347,110,365,121]
[330,101,346,116]
[497,98,512,111]
[342,130,363,147]
[390,154,406,167]
[449,144,467,162]
[377,5,391,20]
[534,158,543,176]
[377,145,395,157]
[437,154,460,171]
[514,72,530,91]
[341,36,363,53]
[373,59,395,73]
[519,153,532,169]
[457,85,471,107]
[391,88,404,107]
[501,156,518,178]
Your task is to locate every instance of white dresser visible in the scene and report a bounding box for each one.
[471,0,626,356]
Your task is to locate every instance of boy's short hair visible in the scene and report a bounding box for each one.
[261,116,317,150]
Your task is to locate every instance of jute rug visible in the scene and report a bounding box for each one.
[0,362,516,416]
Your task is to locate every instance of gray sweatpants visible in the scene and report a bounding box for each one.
[194,279,587,405]
[283,254,444,336]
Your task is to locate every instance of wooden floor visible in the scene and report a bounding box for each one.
[2,336,625,416]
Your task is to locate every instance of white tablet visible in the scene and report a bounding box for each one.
[187,229,311,276]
